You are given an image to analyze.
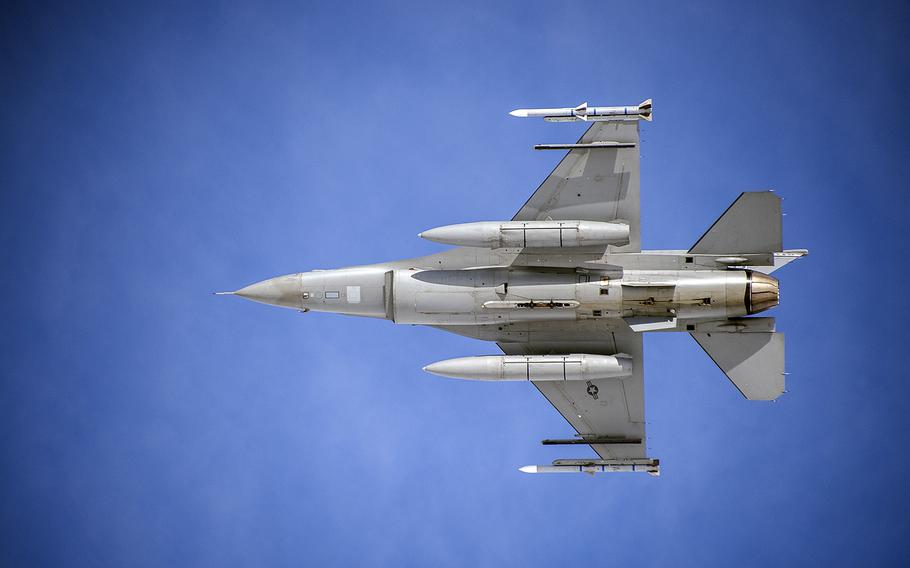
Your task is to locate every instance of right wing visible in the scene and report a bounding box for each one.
[512,120,642,252]
[497,326,647,460]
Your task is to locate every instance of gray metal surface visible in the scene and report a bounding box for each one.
[689,191,782,254]
[512,121,641,253]
[691,331,785,400]
[219,100,808,473]
[499,329,647,460]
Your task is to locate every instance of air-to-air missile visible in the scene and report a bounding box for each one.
[519,459,661,476]
[509,99,652,122]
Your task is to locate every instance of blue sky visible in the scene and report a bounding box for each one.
[2,1,909,566]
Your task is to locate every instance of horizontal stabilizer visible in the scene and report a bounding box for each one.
[749,249,809,275]
[691,331,785,400]
[691,317,776,334]
[689,192,782,255]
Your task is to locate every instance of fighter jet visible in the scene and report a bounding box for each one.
[219,100,807,475]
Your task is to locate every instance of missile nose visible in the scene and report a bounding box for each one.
[231,274,303,309]
[509,109,529,117]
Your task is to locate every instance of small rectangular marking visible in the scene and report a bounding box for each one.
[346,286,361,304]
[325,291,340,300]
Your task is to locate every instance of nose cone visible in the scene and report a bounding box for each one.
[422,360,458,377]
[233,274,303,309]
[422,357,482,380]
[747,272,780,314]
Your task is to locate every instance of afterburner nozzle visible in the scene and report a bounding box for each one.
[747,271,779,314]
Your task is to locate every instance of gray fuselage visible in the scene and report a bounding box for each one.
[234,248,780,337]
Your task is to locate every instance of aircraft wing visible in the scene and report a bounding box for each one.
[497,328,647,460]
[512,120,642,253]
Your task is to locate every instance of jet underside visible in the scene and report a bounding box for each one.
[221,102,807,475]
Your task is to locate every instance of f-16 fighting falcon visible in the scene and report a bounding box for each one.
[218,99,807,476]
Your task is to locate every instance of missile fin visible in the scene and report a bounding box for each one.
[639,98,653,121]
[573,101,589,120]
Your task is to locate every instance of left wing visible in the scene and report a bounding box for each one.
[512,120,642,252]
[498,327,648,460]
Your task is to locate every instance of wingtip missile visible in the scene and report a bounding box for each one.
[519,459,661,475]
[509,99,653,122]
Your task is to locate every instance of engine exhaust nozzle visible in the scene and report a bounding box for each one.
[747,271,780,314]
